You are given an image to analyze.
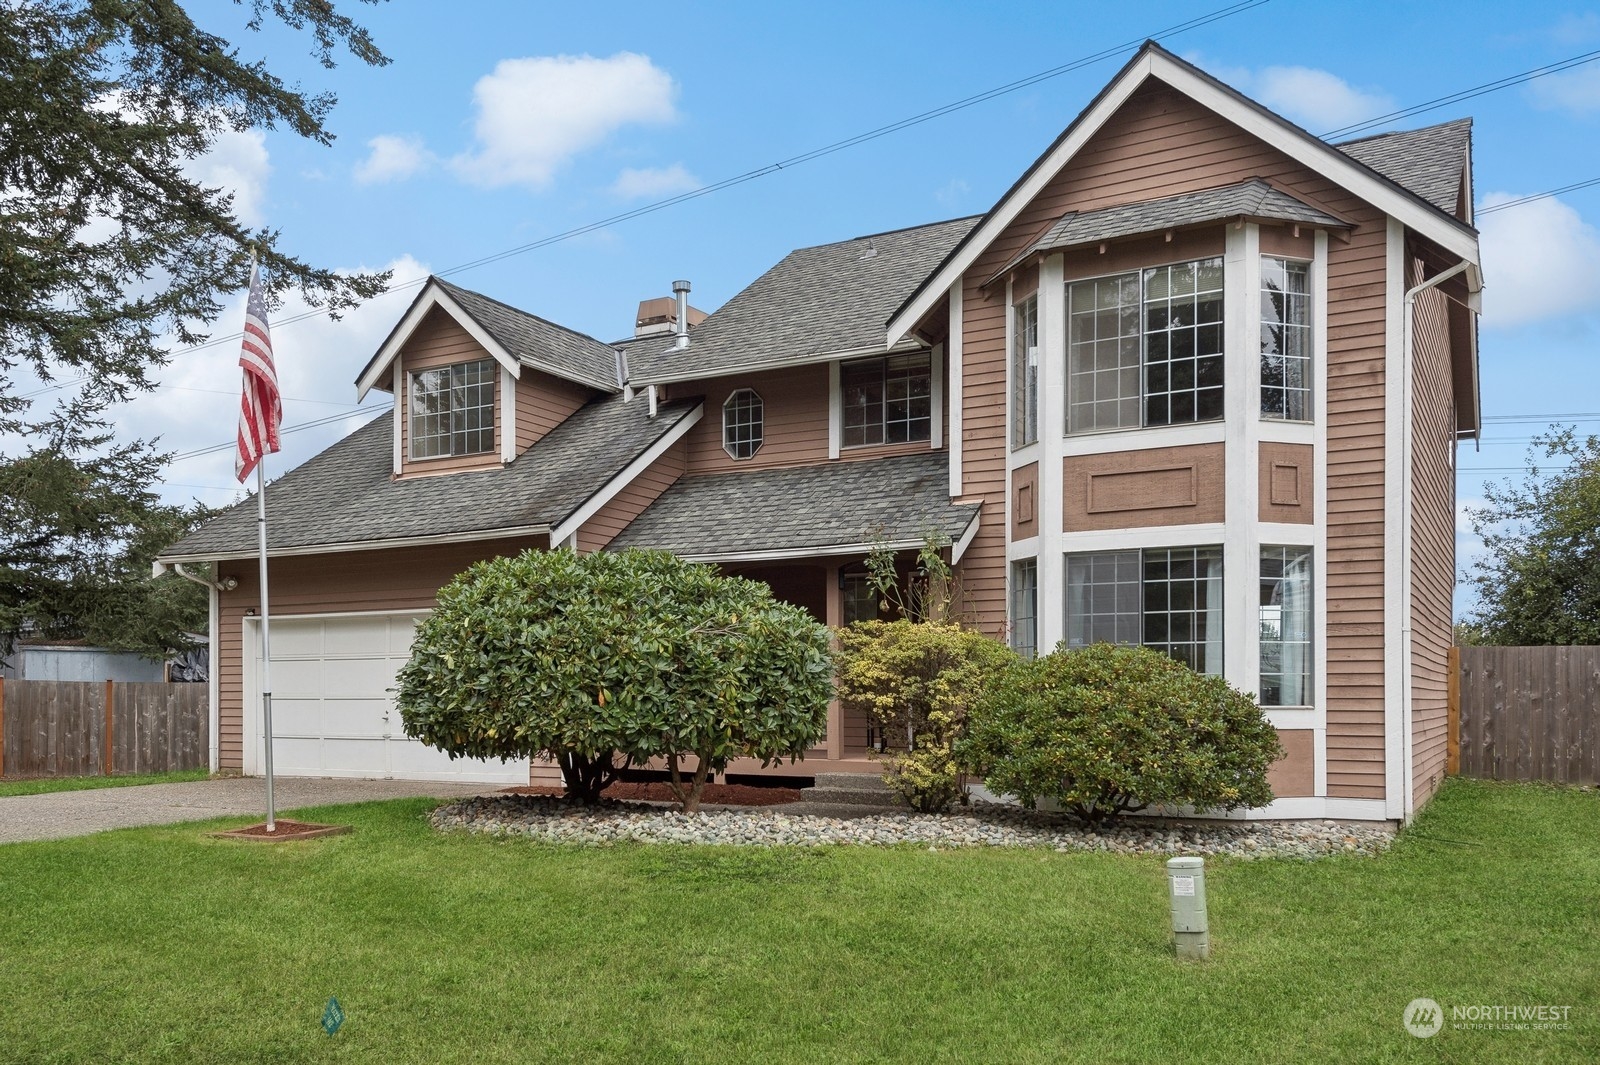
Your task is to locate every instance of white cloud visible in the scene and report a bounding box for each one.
[1477,193,1600,327]
[934,178,969,208]
[1550,12,1600,45]
[107,254,432,510]
[185,128,270,228]
[451,52,678,189]
[610,163,699,199]
[1528,64,1600,115]
[354,134,434,185]
[1252,66,1394,133]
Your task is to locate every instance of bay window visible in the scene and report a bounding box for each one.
[1012,296,1039,447]
[1065,546,1224,675]
[1260,546,1313,706]
[1260,257,1312,421]
[1010,558,1038,658]
[1066,257,1224,434]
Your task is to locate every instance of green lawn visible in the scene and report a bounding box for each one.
[0,779,1593,1064]
[0,767,209,797]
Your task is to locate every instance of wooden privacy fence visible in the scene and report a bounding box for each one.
[0,679,208,779]
[1454,646,1600,785]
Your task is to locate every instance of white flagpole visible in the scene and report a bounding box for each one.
[257,458,275,832]
[248,247,277,834]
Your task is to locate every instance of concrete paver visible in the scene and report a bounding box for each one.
[0,777,498,844]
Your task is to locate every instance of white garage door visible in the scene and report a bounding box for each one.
[243,612,530,784]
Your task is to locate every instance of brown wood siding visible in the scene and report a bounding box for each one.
[1268,727,1315,798]
[576,441,687,552]
[1011,461,1038,540]
[949,82,1393,795]
[515,368,595,454]
[679,363,941,475]
[1063,442,1225,530]
[1258,442,1315,524]
[397,308,503,477]
[1408,251,1457,808]
[213,536,546,771]
[1260,226,1317,259]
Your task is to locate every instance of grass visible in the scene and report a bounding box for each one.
[0,767,209,797]
[0,778,1594,1064]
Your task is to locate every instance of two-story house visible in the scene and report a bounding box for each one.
[159,42,1482,822]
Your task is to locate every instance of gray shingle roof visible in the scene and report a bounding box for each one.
[631,216,979,386]
[431,278,621,392]
[995,179,1347,279]
[160,397,700,561]
[1336,118,1472,217]
[608,450,980,559]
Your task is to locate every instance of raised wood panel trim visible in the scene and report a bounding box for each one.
[1258,442,1314,524]
[1011,461,1038,541]
[1061,442,1224,531]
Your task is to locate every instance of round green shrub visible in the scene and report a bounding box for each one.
[396,548,835,809]
[962,643,1283,825]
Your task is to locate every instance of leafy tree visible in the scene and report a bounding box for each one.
[0,1,390,651]
[962,644,1281,826]
[1463,427,1600,645]
[397,550,835,812]
[834,619,1017,811]
[0,430,213,657]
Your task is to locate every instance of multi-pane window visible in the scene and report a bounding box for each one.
[842,353,931,447]
[1261,257,1312,421]
[409,358,494,460]
[722,388,764,460]
[1066,274,1141,432]
[842,573,883,626]
[1012,296,1039,448]
[1011,559,1038,658]
[1065,257,1224,433]
[1065,546,1224,675]
[1260,546,1313,706]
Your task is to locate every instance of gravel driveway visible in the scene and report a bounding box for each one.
[0,777,498,844]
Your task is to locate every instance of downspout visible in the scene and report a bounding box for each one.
[166,562,235,776]
[1400,258,1472,822]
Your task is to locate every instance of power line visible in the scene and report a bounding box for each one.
[1322,48,1600,139]
[165,403,388,464]
[1478,177,1600,216]
[29,1,1278,407]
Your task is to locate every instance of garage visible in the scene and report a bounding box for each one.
[242,611,530,784]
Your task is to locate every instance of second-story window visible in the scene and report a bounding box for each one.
[1012,296,1039,448]
[722,388,764,459]
[1261,257,1312,421]
[1066,257,1225,434]
[842,352,931,447]
[410,358,494,460]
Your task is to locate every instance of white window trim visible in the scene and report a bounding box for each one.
[1063,253,1228,438]
[721,388,764,461]
[947,285,963,494]
[407,358,498,463]
[1312,228,1330,796]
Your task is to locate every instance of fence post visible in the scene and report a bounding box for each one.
[1447,646,1461,776]
[104,678,114,777]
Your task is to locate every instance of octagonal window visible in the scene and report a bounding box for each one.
[722,388,763,460]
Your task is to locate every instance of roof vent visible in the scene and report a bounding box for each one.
[672,279,691,350]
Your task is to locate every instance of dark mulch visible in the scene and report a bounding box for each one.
[501,782,802,806]
[211,820,352,842]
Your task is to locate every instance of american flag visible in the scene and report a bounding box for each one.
[235,263,282,482]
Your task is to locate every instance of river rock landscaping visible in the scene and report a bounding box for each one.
[430,794,1394,858]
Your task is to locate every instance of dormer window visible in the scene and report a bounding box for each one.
[722,388,764,460]
[410,358,494,460]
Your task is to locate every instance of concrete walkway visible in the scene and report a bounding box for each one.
[0,777,499,844]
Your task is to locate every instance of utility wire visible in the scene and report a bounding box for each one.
[1322,48,1600,139]
[165,403,388,463]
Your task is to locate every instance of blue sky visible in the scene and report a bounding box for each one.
[113,1,1600,616]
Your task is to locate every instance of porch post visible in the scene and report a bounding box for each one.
[825,562,844,762]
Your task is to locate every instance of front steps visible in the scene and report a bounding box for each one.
[792,771,905,813]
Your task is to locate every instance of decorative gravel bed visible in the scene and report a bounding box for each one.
[431,795,1394,859]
